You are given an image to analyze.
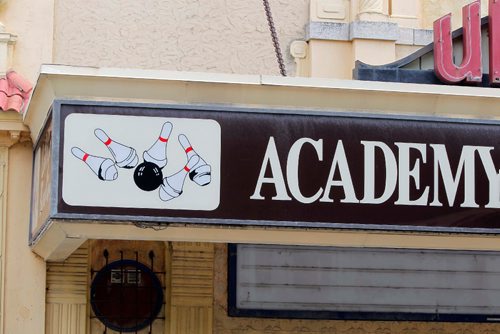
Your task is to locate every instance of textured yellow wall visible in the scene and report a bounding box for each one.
[52,0,308,76]
[213,244,500,334]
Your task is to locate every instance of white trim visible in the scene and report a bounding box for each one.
[32,219,500,261]
[23,64,500,145]
[35,64,500,98]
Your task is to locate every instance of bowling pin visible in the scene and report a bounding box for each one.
[71,147,118,181]
[178,134,211,186]
[159,155,199,201]
[94,128,139,169]
[143,122,173,169]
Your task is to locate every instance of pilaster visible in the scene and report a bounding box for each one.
[358,0,387,21]
[295,0,433,79]
[45,243,88,334]
[0,114,29,334]
[0,146,7,334]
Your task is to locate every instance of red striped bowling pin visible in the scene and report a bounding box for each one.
[143,122,173,169]
[71,147,118,181]
[178,134,211,186]
[159,155,200,201]
[94,129,139,168]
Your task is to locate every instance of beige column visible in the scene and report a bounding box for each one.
[354,0,395,66]
[359,0,384,14]
[166,242,214,334]
[3,134,46,334]
[358,0,388,21]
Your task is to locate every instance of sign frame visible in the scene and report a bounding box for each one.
[227,244,500,322]
[29,99,500,243]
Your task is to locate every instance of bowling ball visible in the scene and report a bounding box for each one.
[133,162,163,191]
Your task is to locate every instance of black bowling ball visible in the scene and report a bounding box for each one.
[134,162,163,191]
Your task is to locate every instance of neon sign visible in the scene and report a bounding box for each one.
[434,0,500,85]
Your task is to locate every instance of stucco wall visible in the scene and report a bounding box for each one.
[0,0,54,83]
[53,0,308,76]
[0,0,491,81]
[0,0,493,82]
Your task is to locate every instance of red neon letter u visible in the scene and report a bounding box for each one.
[434,1,482,84]
[490,0,500,85]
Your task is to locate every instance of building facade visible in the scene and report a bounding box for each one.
[0,0,499,333]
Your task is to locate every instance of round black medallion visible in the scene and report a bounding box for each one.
[90,260,164,332]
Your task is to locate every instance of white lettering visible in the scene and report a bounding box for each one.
[319,140,358,203]
[360,141,397,204]
[394,142,429,206]
[286,138,324,204]
[430,144,478,207]
[250,137,292,201]
[251,137,500,209]
[477,147,500,208]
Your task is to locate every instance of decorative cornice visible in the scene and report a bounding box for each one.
[0,110,30,147]
[306,21,432,46]
[0,130,30,147]
[350,20,399,40]
[0,32,16,44]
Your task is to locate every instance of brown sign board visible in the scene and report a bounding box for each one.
[31,100,500,237]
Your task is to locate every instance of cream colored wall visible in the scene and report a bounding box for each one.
[396,44,422,61]
[352,39,395,65]
[365,0,490,30]
[52,0,308,77]
[422,0,489,29]
[308,40,352,79]
[305,0,489,79]
[3,140,46,334]
[390,0,421,28]
[0,0,54,83]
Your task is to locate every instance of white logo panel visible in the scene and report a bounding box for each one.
[62,113,220,211]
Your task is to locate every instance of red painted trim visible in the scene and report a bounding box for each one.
[185,146,193,153]
[83,153,89,162]
[184,165,190,172]
[104,138,112,146]
[159,136,168,142]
